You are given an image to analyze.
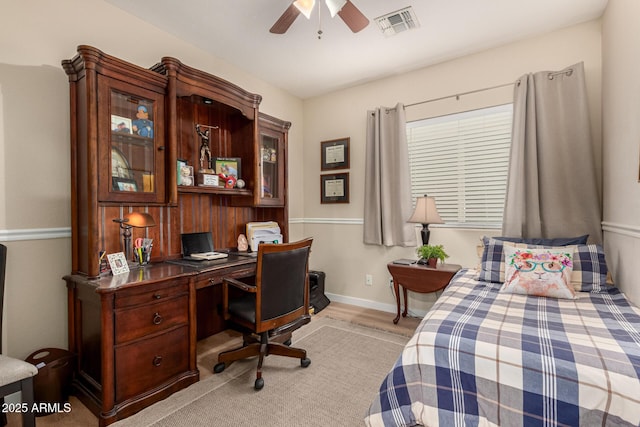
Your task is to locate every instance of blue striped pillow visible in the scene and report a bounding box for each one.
[570,244,609,292]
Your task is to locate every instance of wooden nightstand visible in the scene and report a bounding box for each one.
[387,261,462,324]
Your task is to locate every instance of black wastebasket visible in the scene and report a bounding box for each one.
[309,270,330,313]
[25,348,75,416]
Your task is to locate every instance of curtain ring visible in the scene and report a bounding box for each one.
[548,68,573,80]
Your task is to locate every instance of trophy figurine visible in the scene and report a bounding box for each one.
[195,124,219,186]
[196,124,213,173]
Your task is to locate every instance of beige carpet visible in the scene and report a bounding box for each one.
[112,316,410,426]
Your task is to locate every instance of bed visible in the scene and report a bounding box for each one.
[365,238,640,427]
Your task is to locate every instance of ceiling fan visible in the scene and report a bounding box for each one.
[270,0,369,34]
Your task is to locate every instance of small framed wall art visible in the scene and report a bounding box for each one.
[320,172,350,204]
[321,138,350,171]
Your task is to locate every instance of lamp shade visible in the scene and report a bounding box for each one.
[408,195,444,225]
[123,212,156,228]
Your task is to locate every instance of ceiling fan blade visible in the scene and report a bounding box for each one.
[337,0,369,33]
[270,3,301,34]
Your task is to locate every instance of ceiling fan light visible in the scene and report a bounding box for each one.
[293,0,316,19]
[325,0,347,18]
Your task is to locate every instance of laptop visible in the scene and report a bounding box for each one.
[181,232,228,261]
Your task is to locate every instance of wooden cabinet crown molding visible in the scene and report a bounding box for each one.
[152,57,261,119]
[259,112,292,133]
[62,45,167,89]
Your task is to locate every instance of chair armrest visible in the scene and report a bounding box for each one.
[269,314,311,338]
[221,277,256,321]
[224,277,257,293]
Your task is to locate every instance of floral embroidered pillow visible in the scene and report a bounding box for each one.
[501,246,576,299]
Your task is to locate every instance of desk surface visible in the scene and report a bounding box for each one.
[66,254,257,293]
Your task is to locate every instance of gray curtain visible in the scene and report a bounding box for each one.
[363,103,416,246]
[502,62,602,244]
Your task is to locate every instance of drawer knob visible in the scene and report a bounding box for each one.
[152,312,163,325]
[152,355,163,367]
[153,293,162,299]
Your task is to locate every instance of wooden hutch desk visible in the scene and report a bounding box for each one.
[62,45,290,425]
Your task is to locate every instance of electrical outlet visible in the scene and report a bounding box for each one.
[365,274,373,286]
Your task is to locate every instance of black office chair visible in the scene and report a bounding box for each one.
[0,244,37,427]
[214,238,313,390]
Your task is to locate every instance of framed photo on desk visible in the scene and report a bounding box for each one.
[107,252,129,275]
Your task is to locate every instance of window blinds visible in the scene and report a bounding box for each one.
[406,104,513,227]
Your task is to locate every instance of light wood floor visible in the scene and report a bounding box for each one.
[7,302,421,426]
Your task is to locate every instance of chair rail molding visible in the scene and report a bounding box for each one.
[602,221,640,239]
[290,218,364,225]
[0,227,71,242]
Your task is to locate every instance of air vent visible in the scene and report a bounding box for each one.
[375,6,420,37]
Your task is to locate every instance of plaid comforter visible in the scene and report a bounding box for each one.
[365,269,640,426]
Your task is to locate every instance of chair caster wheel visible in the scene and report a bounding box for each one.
[254,377,264,390]
[301,357,311,368]
[283,339,292,346]
[213,362,226,374]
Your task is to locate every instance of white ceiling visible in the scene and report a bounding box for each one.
[103,0,608,99]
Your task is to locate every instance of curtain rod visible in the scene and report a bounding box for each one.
[404,81,515,109]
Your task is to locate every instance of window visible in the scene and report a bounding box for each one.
[406,104,512,227]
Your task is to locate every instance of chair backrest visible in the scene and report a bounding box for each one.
[254,238,312,332]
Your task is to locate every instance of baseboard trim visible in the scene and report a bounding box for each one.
[325,292,428,319]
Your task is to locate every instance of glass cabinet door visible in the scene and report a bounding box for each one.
[256,114,289,206]
[260,134,279,200]
[258,129,285,206]
[98,77,165,203]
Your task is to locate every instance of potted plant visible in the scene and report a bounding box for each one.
[416,244,449,267]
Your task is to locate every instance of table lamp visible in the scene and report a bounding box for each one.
[407,195,444,245]
[113,212,156,261]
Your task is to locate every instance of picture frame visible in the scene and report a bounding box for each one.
[112,177,138,192]
[107,252,130,275]
[177,159,194,186]
[213,157,241,179]
[111,115,132,134]
[111,147,131,179]
[321,138,350,171]
[320,172,350,204]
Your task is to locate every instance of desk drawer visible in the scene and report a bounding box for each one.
[115,295,188,344]
[196,265,256,289]
[115,325,189,403]
[115,279,188,309]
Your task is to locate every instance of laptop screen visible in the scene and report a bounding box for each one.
[181,232,214,257]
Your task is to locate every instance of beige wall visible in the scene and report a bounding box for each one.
[0,0,303,358]
[601,0,640,305]
[301,20,603,315]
